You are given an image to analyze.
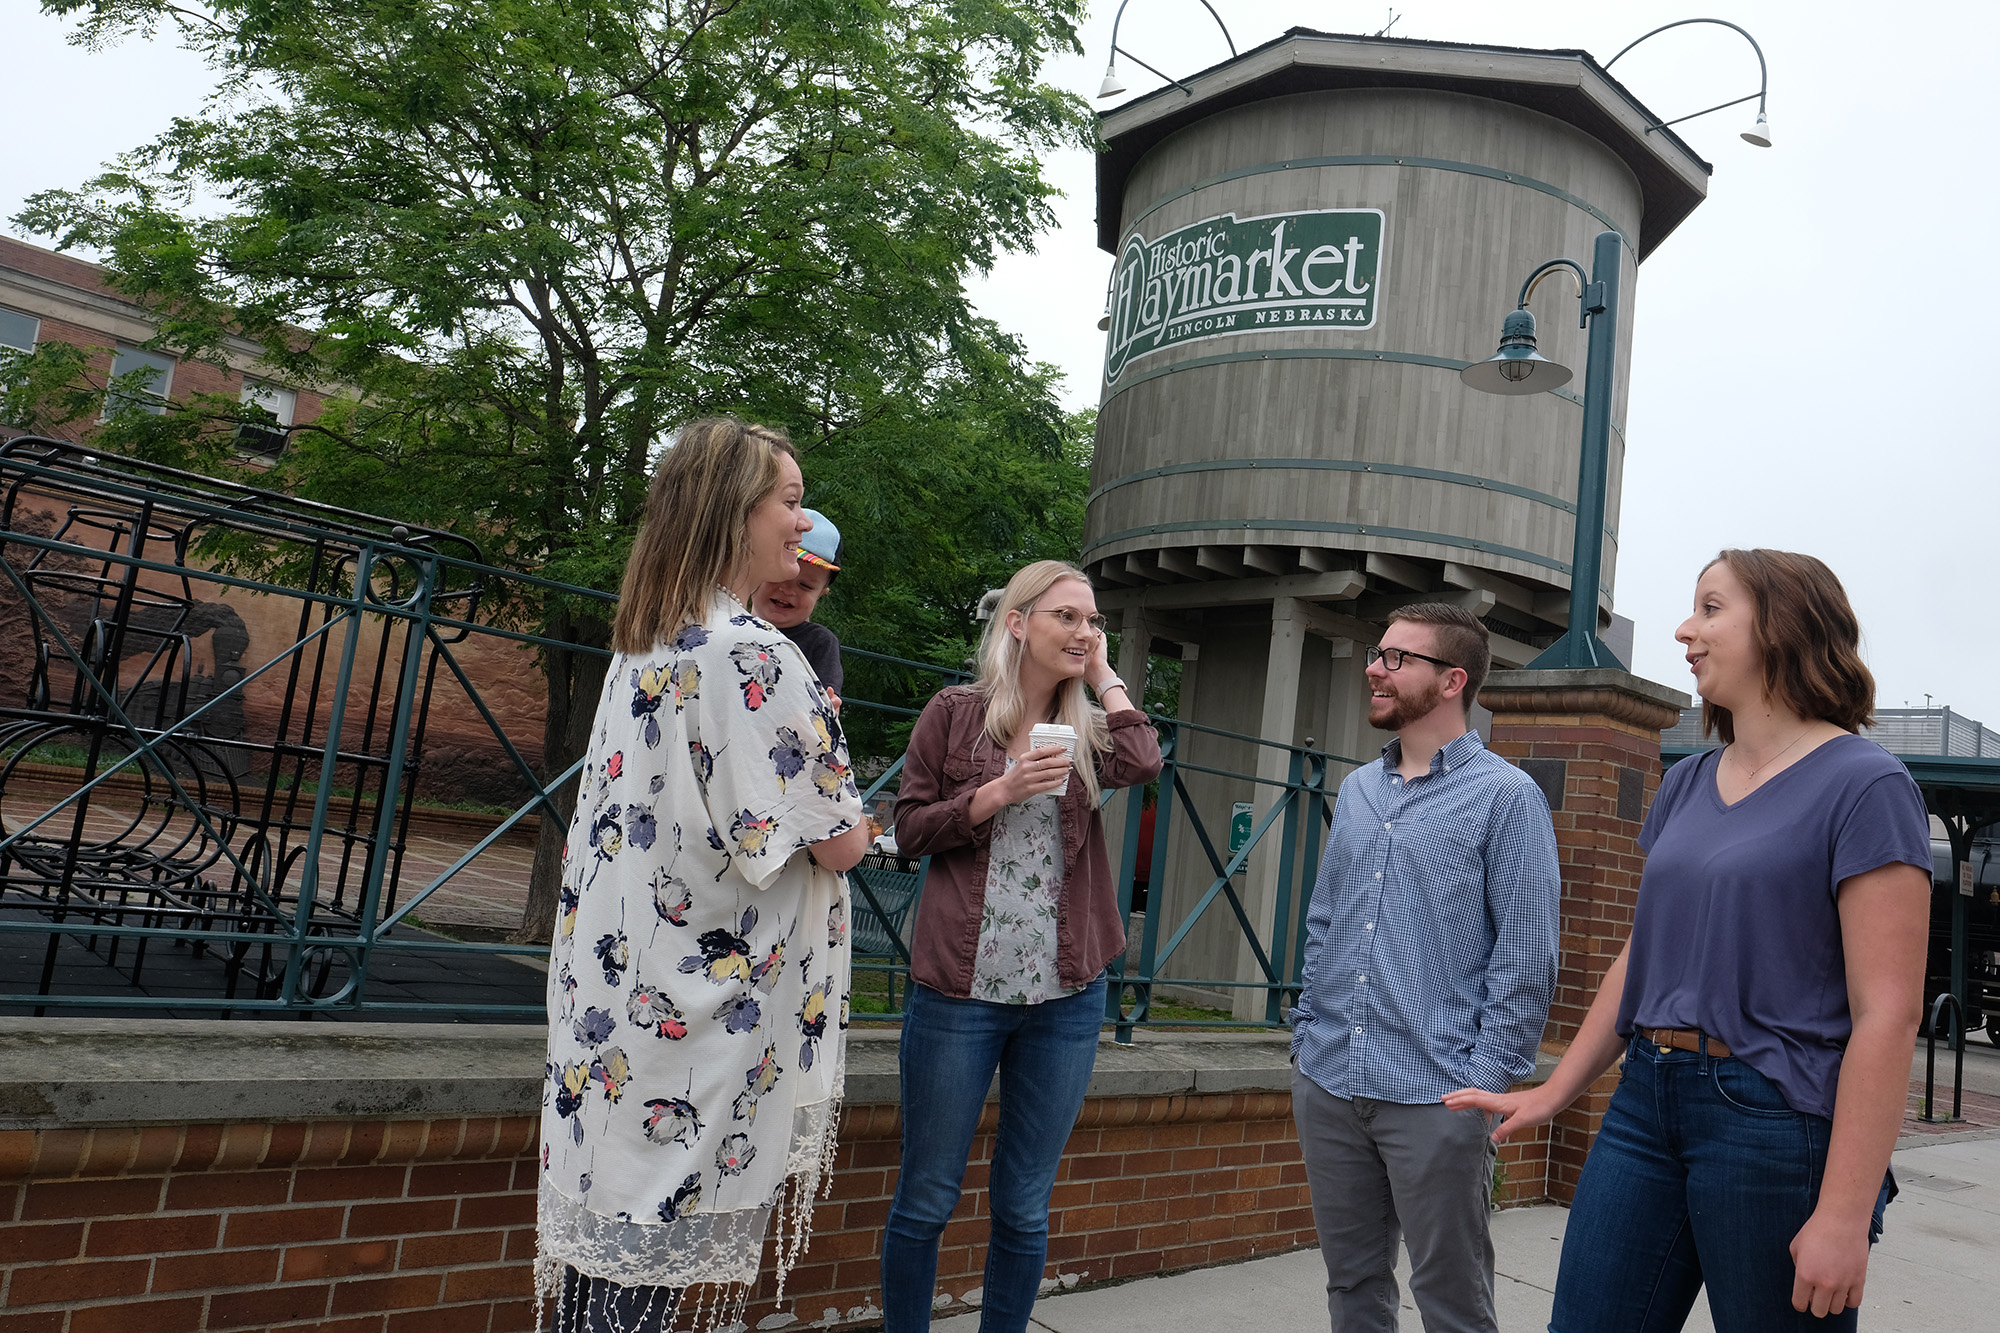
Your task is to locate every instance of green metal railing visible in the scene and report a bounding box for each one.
[845,711,1358,1040]
[0,436,1362,1030]
[0,437,583,1015]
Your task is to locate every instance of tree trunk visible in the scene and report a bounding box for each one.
[510,608,612,945]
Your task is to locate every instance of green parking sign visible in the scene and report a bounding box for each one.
[1228,801,1255,859]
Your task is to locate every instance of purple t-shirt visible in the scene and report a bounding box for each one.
[1617,734,1931,1119]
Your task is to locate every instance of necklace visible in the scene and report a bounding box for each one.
[1731,727,1812,783]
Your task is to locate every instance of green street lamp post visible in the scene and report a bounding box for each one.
[1461,229,1625,670]
[1459,17,1772,669]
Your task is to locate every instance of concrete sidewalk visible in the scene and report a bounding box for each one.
[933,1131,2000,1333]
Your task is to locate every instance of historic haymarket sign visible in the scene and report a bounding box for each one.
[1103,208,1385,384]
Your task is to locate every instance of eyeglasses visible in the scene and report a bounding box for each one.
[1034,607,1111,635]
[1365,645,1460,673]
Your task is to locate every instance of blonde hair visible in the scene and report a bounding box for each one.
[612,417,796,655]
[974,560,1112,803]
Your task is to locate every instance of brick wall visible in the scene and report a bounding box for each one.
[1,235,331,448]
[1481,669,1685,1205]
[0,1091,1315,1332]
[754,1092,1313,1327]
[0,1117,539,1332]
[0,239,117,294]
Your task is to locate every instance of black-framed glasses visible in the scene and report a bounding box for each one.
[1034,607,1111,634]
[1365,645,1460,673]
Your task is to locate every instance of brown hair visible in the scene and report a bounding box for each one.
[611,417,796,654]
[1387,602,1491,711]
[1700,549,1874,743]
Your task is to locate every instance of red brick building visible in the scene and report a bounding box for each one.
[0,234,328,453]
[0,234,548,811]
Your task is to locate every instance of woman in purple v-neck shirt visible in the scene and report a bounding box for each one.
[1446,550,1932,1332]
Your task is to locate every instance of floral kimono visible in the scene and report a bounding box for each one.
[537,591,861,1328]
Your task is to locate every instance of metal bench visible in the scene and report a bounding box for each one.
[849,857,924,960]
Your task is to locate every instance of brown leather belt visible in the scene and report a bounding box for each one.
[1641,1027,1732,1058]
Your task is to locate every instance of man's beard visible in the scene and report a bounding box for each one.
[1368,674,1445,732]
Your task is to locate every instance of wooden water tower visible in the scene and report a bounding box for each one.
[1089,30,1709,1014]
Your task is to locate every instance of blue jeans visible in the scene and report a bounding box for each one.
[1552,1036,1891,1333]
[881,978,1106,1333]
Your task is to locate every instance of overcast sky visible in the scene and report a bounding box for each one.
[6,2,1997,729]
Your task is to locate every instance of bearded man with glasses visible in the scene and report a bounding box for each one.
[1290,602,1560,1333]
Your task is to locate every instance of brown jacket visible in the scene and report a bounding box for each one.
[893,685,1165,997]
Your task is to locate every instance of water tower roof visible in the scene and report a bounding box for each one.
[1097,28,1712,261]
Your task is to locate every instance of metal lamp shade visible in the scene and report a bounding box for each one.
[1459,309,1573,396]
[1741,108,1772,147]
[1098,68,1127,98]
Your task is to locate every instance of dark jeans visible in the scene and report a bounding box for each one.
[1552,1036,1892,1333]
[880,978,1106,1333]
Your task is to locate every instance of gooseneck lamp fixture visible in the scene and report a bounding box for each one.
[1097,0,1236,100]
[1458,305,1573,396]
[1605,17,1773,147]
[1462,231,1624,670]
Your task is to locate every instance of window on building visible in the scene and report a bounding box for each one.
[0,308,38,428]
[235,378,296,456]
[0,307,37,353]
[105,345,175,416]
[237,381,297,457]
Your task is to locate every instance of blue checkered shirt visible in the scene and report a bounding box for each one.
[1291,730,1559,1103]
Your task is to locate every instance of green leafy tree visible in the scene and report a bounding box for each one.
[10,0,1094,941]
[809,393,1094,766]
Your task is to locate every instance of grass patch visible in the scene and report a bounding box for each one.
[1142,998,1240,1024]
[851,960,904,1020]
[407,916,519,946]
[847,960,1241,1030]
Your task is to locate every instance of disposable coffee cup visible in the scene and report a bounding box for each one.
[1028,723,1078,796]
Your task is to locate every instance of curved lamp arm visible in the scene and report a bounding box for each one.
[1517,259,1590,327]
[1604,17,1771,144]
[1100,0,1237,99]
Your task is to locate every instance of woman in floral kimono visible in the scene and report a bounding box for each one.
[537,417,869,1332]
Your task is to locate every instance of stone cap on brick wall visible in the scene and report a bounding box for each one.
[1482,668,1690,732]
[0,1019,1560,1130]
[0,1018,549,1130]
[0,1019,1303,1130]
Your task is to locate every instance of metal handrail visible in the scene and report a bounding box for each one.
[1,438,1370,1027]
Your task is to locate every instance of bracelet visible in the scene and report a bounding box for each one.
[1094,678,1126,696]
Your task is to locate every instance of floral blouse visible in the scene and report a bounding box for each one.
[536,591,862,1318]
[968,759,1082,1005]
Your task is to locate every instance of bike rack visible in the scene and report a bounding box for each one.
[1921,991,1966,1123]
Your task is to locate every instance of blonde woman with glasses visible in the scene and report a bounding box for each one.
[880,559,1163,1332]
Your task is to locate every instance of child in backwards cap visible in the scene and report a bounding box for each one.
[755,507,844,705]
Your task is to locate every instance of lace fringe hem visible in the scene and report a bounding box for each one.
[535,1097,845,1332]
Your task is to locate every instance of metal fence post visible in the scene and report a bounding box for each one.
[280,546,375,1007]
[352,549,440,995]
[1290,751,1334,987]
[1262,746,1306,1025]
[1118,722,1178,1044]
[1107,725,1153,1039]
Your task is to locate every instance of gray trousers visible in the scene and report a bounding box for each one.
[1292,1069,1498,1333]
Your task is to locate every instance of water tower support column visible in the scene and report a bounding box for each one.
[1235,598,1306,1020]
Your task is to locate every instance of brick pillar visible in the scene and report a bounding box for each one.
[1479,667,1688,1205]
